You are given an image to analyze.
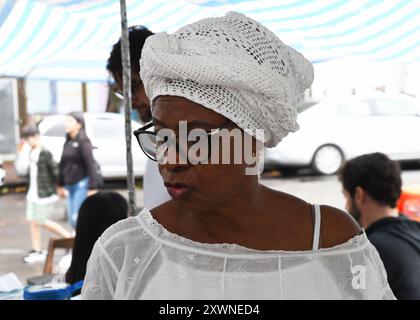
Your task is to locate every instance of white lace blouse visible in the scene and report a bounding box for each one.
[81,207,395,300]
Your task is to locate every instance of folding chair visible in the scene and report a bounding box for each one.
[43,237,75,274]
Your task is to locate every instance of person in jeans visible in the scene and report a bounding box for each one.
[19,126,72,263]
[340,152,420,300]
[57,112,99,228]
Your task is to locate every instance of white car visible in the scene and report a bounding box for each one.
[265,93,420,175]
[38,113,148,179]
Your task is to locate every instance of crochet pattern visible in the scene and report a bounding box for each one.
[140,11,314,147]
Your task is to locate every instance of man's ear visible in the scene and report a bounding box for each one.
[354,186,366,204]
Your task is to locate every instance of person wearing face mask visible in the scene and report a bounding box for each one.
[57,112,99,229]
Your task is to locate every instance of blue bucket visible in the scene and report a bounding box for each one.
[23,280,84,300]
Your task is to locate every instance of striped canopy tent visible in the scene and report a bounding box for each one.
[0,0,419,82]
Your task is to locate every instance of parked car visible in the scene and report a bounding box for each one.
[265,93,420,175]
[38,113,148,179]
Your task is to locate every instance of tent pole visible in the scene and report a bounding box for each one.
[119,0,137,216]
[17,78,28,135]
[81,82,88,112]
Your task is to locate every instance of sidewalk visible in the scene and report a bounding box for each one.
[0,187,144,285]
[0,193,67,284]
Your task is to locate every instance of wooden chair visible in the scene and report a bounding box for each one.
[43,237,75,274]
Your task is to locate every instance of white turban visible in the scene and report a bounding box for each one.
[140,11,314,147]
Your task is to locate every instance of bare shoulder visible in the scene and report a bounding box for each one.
[271,192,362,248]
[319,205,362,248]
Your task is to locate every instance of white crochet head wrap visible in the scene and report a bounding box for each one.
[140,11,314,147]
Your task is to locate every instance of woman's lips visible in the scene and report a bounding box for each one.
[165,183,191,199]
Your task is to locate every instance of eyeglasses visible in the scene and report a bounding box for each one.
[111,79,143,100]
[133,121,235,163]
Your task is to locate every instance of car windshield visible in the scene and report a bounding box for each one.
[43,120,66,137]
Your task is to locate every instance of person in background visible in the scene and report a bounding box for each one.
[66,192,128,295]
[340,152,420,300]
[19,126,72,263]
[106,25,170,210]
[57,112,99,229]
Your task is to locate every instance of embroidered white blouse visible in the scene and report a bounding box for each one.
[81,207,395,300]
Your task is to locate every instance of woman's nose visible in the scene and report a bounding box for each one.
[158,144,190,172]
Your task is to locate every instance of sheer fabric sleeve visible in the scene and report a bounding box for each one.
[81,239,119,300]
[340,239,396,300]
[364,242,396,300]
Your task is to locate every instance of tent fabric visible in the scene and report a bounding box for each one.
[0,0,419,82]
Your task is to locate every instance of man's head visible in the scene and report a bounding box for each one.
[107,25,154,123]
[21,126,41,149]
[339,153,402,226]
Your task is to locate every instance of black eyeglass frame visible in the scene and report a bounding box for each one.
[133,121,235,162]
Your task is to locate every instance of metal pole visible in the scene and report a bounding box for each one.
[17,78,28,134]
[119,0,137,216]
[81,82,88,112]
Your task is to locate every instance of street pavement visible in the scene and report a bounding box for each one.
[1,167,419,285]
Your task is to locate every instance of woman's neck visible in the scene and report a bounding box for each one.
[185,181,268,241]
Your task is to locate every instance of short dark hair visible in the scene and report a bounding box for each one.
[21,125,40,138]
[106,25,154,78]
[339,153,402,208]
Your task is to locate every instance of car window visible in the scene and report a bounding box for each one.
[43,121,66,137]
[336,101,372,117]
[91,118,124,140]
[373,99,418,116]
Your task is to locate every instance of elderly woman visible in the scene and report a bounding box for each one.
[82,12,394,300]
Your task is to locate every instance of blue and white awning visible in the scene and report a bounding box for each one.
[0,0,419,81]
